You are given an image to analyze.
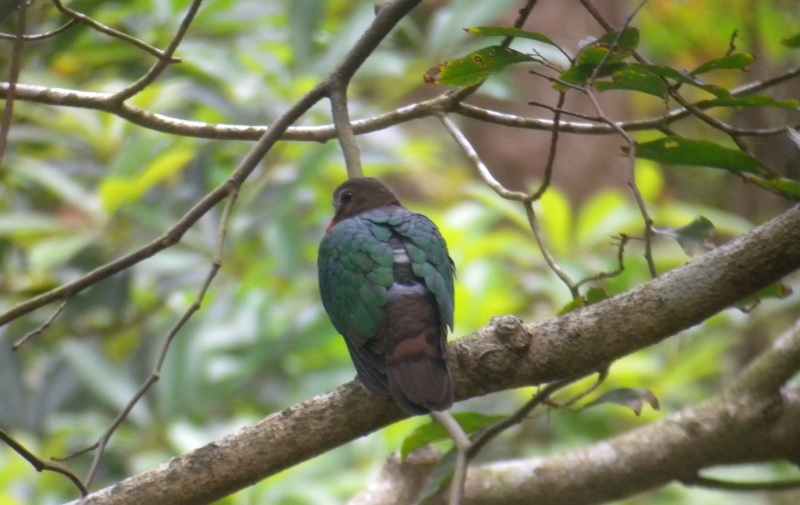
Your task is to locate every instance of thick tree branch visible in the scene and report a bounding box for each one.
[444,390,800,505]
[349,448,442,505]
[354,391,800,505]
[67,204,800,505]
[356,320,800,505]
[728,318,800,396]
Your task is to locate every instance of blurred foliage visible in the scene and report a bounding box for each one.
[0,1,799,504]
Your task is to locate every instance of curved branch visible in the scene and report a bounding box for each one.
[50,0,180,62]
[354,391,800,505]
[448,390,800,505]
[3,66,798,142]
[110,0,203,101]
[67,204,800,505]
[0,0,426,329]
[0,19,77,41]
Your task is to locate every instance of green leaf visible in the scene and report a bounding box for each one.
[400,412,505,460]
[748,177,800,200]
[465,26,561,50]
[624,63,731,98]
[558,287,609,314]
[595,65,668,98]
[655,216,715,256]
[29,235,96,273]
[781,33,800,47]
[697,94,800,109]
[419,449,458,505]
[633,137,773,177]
[585,286,609,304]
[581,388,660,416]
[555,28,639,90]
[692,53,755,74]
[99,145,195,214]
[424,46,538,87]
[558,60,626,89]
[736,282,793,312]
[595,27,640,54]
[0,213,68,237]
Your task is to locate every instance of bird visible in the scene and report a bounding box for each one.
[317,177,455,415]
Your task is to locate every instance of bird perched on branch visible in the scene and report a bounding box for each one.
[318,177,455,415]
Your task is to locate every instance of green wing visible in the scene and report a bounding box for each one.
[318,214,395,346]
[318,208,455,395]
[319,209,455,339]
[376,211,455,330]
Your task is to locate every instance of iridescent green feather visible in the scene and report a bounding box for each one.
[318,208,455,348]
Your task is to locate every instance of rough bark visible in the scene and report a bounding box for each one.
[65,205,800,505]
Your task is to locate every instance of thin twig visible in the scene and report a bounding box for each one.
[0,0,27,168]
[329,85,363,178]
[530,91,566,201]
[429,411,470,505]
[467,375,586,459]
[577,0,616,32]
[13,299,67,349]
[578,0,750,155]
[725,30,740,57]
[66,187,240,489]
[575,234,629,289]
[50,0,180,62]
[0,0,426,330]
[0,426,88,496]
[683,475,800,492]
[0,19,77,41]
[110,0,203,102]
[438,114,529,201]
[584,88,657,277]
[585,0,649,89]
[549,367,608,409]
[524,201,579,298]
[667,89,750,152]
[526,99,604,123]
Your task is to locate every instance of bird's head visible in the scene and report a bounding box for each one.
[327,177,402,231]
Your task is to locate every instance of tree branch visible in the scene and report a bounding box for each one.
[3,66,797,142]
[67,204,800,505]
[351,391,800,505]
[109,0,203,101]
[0,0,426,329]
[353,312,800,505]
[444,390,800,505]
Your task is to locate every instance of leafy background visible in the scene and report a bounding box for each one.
[0,0,799,503]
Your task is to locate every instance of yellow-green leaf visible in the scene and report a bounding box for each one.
[465,26,561,50]
[632,137,773,178]
[425,46,538,87]
[692,53,755,74]
[780,33,800,48]
[697,94,800,109]
[100,146,194,213]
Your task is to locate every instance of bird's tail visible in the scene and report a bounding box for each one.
[386,327,453,415]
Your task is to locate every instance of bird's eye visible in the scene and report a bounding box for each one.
[339,190,353,205]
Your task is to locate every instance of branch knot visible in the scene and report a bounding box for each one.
[491,315,529,350]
